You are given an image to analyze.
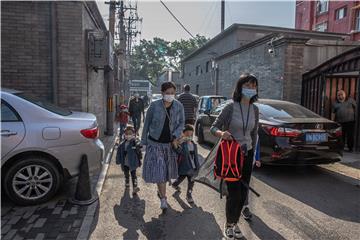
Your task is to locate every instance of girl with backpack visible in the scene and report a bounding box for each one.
[210,73,260,239]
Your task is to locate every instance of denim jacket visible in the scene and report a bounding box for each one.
[141,99,185,145]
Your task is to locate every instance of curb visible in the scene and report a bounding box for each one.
[76,130,119,240]
[316,164,360,187]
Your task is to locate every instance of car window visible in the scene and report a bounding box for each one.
[1,101,21,122]
[201,98,207,109]
[210,97,226,110]
[256,102,320,119]
[15,93,72,116]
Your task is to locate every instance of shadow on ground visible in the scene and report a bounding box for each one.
[254,165,360,223]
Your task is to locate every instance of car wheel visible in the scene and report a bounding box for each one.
[3,156,62,205]
[197,123,205,144]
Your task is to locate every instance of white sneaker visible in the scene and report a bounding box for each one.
[160,198,168,210]
[233,224,243,239]
[223,223,234,239]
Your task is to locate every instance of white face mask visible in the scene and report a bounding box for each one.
[125,134,134,141]
[163,94,175,102]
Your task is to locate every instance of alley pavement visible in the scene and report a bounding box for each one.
[90,141,360,240]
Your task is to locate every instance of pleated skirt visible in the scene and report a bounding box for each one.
[142,141,178,183]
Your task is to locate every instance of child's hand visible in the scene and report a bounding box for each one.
[255,161,261,168]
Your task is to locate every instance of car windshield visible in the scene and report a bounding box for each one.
[16,93,72,116]
[256,102,320,119]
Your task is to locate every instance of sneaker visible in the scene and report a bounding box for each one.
[242,207,252,221]
[186,194,194,204]
[125,182,130,188]
[233,224,243,239]
[160,198,168,210]
[133,187,140,195]
[223,223,234,239]
[172,184,181,192]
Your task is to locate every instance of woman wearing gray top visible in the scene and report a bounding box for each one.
[210,73,260,239]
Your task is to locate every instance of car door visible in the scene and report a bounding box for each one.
[206,106,223,144]
[1,100,26,159]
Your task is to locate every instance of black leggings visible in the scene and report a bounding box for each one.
[226,150,254,224]
[123,166,137,187]
[172,175,194,194]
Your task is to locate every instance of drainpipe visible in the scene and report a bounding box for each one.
[50,2,58,105]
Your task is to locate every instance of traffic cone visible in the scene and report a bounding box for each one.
[69,155,98,205]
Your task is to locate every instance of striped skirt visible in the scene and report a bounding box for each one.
[142,141,178,183]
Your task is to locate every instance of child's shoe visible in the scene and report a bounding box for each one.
[186,193,194,204]
[133,186,140,195]
[125,180,130,188]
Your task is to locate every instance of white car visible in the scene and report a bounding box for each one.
[1,89,104,205]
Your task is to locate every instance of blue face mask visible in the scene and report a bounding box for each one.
[242,88,257,99]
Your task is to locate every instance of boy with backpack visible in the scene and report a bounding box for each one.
[172,124,200,203]
[116,125,142,195]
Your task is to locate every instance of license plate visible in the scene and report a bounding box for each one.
[305,133,328,143]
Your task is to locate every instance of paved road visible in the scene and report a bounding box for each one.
[90,142,360,240]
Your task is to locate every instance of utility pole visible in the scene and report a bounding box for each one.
[104,0,116,136]
[221,0,225,32]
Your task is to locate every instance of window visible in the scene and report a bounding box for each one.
[206,61,210,72]
[1,101,21,122]
[315,22,327,32]
[335,7,347,20]
[316,0,328,14]
[356,10,360,31]
[255,102,320,119]
[16,94,72,116]
[196,65,201,75]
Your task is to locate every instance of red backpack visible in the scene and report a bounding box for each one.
[214,139,244,182]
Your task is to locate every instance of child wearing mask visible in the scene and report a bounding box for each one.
[172,124,200,203]
[116,125,142,195]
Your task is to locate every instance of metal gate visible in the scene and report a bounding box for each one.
[302,47,360,151]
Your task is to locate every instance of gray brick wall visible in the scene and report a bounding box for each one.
[217,41,286,100]
[1,1,108,135]
[1,1,52,100]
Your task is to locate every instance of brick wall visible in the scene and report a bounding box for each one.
[217,39,286,101]
[1,1,52,100]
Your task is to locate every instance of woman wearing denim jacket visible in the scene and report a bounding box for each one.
[210,73,259,239]
[141,81,185,210]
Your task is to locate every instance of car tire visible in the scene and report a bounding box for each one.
[3,156,62,206]
[197,123,205,144]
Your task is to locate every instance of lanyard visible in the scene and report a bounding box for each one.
[239,103,250,137]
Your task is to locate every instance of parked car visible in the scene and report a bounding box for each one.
[195,99,343,165]
[151,93,162,102]
[196,95,227,119]
[1,89,104,205]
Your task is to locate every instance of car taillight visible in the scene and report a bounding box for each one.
[80,127,99,139]
[263,125,302,138]
[329,127,342,137]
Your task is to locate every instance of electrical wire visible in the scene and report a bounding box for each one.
[159,0,195,39]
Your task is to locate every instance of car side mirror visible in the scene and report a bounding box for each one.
[204,109,211,115]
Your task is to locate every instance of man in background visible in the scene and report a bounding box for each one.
[178,84,198,125]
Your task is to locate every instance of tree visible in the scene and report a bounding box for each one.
[127,35,208,83]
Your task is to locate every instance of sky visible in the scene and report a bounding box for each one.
[97,0,296,42]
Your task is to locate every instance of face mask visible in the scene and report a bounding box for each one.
[125,134,134,141]
[242,88,257,99]
[163,94,175,102]
[184,136,193,142]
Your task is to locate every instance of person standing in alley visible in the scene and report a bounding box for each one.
[178,84,198,125]
[128,92,145,135]
[116,104,130,140]
[141,82,185,211]
[332,90,357,152]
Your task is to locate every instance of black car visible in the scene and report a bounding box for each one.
[195,99,343,165]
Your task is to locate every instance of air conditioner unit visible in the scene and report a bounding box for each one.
[87,31,114,70]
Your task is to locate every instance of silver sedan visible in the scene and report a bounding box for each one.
[1,89,104,205]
